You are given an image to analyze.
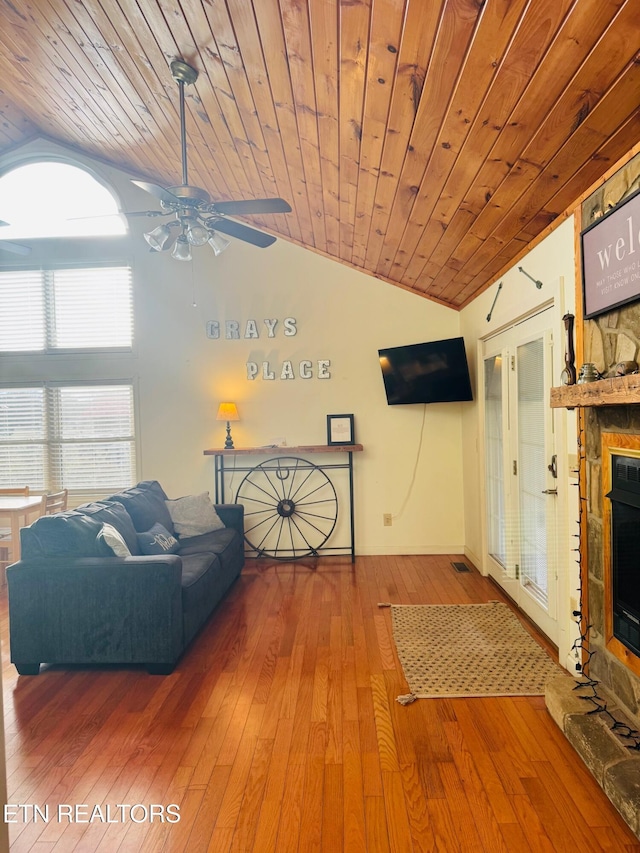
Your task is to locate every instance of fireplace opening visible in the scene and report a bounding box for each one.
[607,454,640,657]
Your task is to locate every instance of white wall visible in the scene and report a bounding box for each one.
[1,139,470,555]
[460,217,580,663]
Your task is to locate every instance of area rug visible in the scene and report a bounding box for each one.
[388,601,561,701]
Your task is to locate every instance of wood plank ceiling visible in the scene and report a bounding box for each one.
[0,0,638,309]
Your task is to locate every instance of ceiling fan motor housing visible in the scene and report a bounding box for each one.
[161,185,211,210]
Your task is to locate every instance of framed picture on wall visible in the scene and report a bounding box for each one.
[581,187,640,319]
[327,414,355,446]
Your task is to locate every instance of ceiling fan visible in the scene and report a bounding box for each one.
[0,221,31,256]
[131,59,291,260]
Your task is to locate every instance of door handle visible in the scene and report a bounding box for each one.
[541,488,558,495]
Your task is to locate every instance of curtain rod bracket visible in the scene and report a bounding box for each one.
[518,266,543,289]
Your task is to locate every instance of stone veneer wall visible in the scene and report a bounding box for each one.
[582,151,640,723]
[584,402,640,722]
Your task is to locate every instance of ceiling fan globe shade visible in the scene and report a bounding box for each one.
[208,231,231,256]
[144,223,173,251]
[186,221,210,246]
[171,234,192,261]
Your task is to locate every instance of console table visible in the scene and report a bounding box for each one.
[203,444,363,562]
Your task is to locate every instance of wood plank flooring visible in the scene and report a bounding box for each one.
[2,554,639,852]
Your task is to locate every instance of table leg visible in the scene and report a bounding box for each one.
[10,512,21,563]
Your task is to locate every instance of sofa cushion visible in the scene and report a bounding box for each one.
[97,523,132,557]
[77,501,141,555]
[166,492,225,538]
[178,528,244,576]
[138,523,180,555]
[109,484,175,535]
[180,552,220,612]
[136,480,170,501]
[20,512,114,560]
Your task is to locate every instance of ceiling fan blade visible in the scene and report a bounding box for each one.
[211,218,277,248]
[126,210,169,218]
[0,240,31,256]
[211,198,292,215]
[64,212,169,228]
[131,180,181,206]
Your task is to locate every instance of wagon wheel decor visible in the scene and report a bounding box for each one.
[236,456,338,560]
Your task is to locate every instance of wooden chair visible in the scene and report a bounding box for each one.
[40,489,69,515]
[0,486,32,578]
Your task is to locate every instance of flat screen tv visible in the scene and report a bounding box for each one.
[378,337,473,405]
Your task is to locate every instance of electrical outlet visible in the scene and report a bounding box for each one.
[570,597,578,616]
[383,513,392,527]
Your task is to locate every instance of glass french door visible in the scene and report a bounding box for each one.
[483,309,558,643]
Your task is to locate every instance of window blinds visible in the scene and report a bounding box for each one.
[0,266,133,352]
[0,384,136,493]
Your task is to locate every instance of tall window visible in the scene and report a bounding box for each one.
[1,265,136,493]
[0,157,137,495]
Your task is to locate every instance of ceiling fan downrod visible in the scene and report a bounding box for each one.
[170,60,198,189]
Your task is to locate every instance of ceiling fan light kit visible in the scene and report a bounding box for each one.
[135,59,291,262]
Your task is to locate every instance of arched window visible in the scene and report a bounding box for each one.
[0,160,126,239]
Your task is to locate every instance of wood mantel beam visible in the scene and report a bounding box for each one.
[550,374,640,408]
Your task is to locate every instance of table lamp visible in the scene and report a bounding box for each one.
[216,402,240,449]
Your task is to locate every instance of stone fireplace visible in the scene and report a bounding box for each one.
[545,152,640,838]
[581,150,640,719]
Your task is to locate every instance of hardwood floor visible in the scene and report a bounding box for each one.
[2,555,639,852]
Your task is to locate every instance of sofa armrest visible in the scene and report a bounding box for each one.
[213,503,244,536]
[6,556,183,669]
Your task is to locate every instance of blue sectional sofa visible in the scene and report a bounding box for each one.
[6,480,244,675]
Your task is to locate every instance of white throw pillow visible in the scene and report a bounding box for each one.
[98,523,132,557]
[165,492,225,538]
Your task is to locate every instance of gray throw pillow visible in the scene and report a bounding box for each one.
[137,522,180,555]
[165,492,225,538]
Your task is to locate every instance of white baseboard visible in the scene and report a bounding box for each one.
[463,546,483,573]
[355,544,466,557]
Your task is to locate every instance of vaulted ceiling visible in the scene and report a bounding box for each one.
[0,0,638,309]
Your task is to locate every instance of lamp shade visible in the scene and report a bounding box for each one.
[216,402,239,422]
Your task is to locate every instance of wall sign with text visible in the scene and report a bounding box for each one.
[581,188,640,319]
[206,316,331,380]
